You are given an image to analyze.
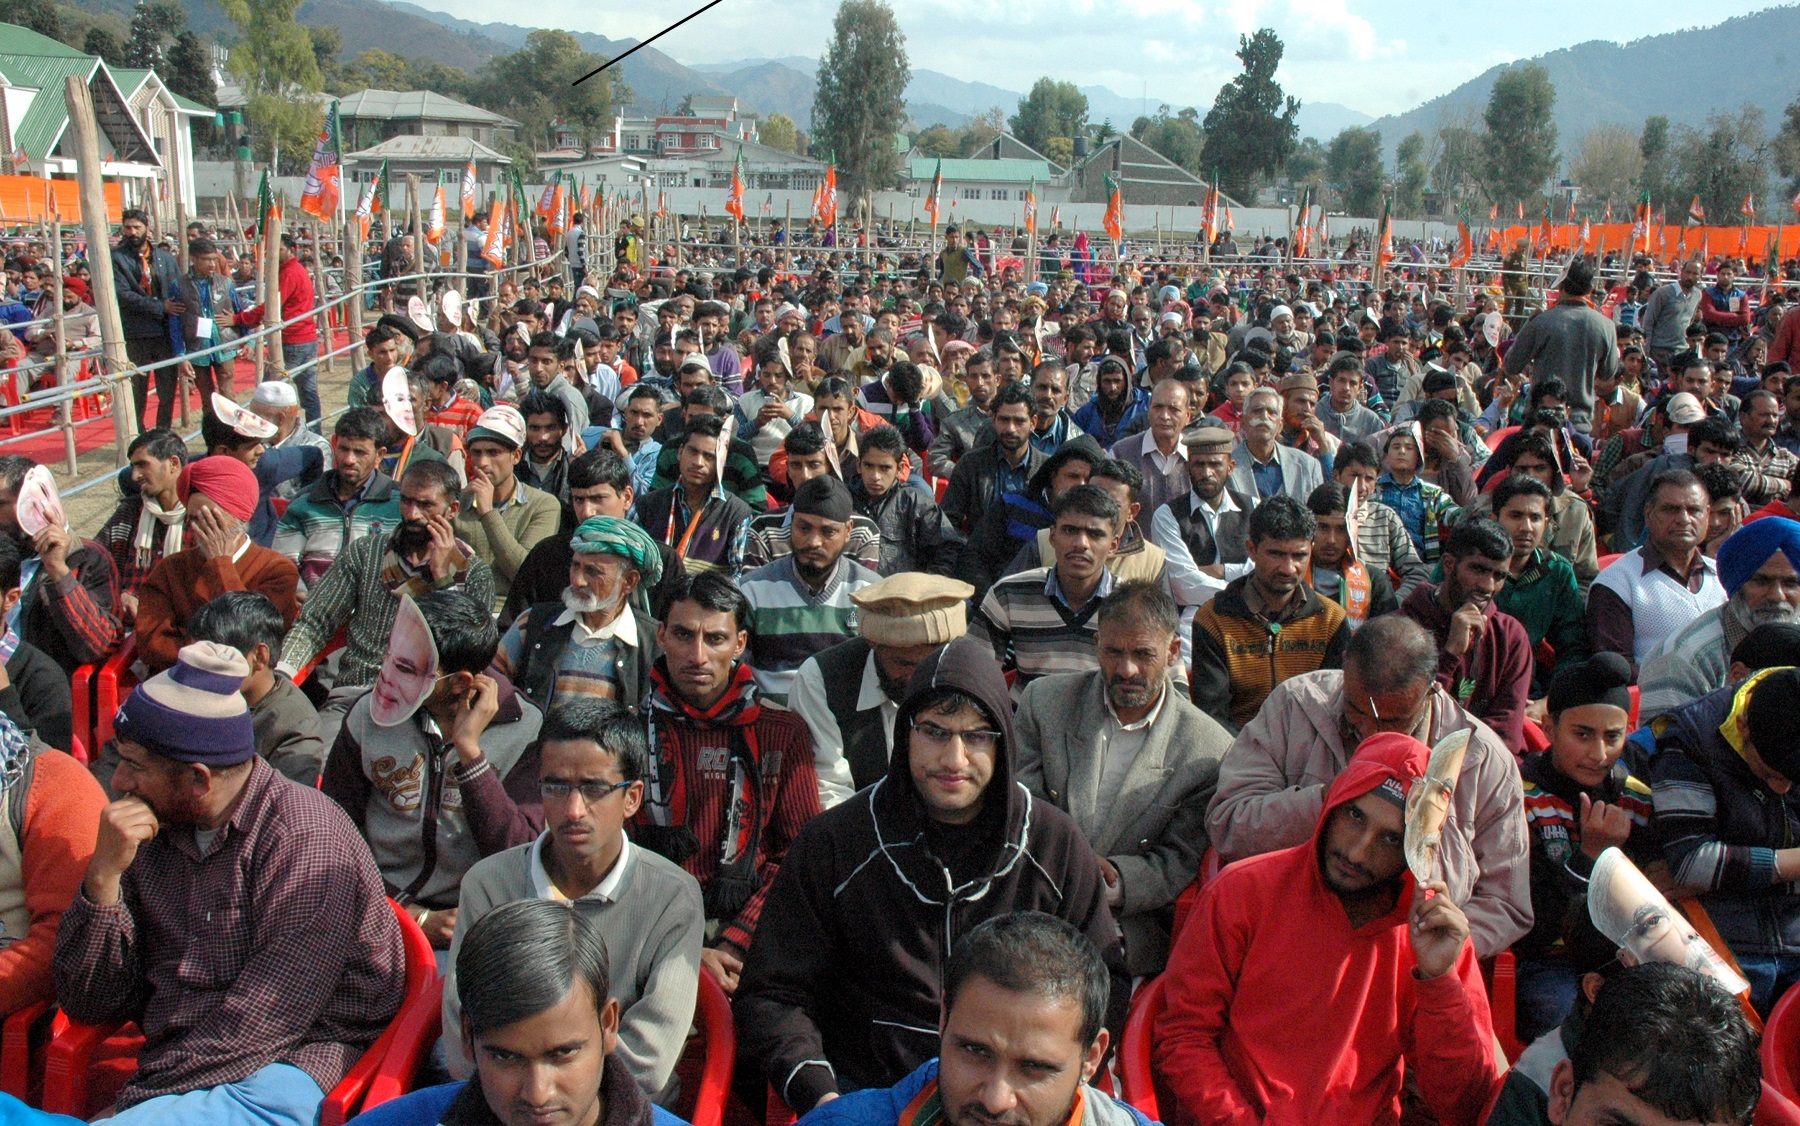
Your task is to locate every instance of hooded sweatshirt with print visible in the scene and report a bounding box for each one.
[734,635,1127,1112]
[1153,732,1499,1126]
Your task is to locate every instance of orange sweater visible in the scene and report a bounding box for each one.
[0,750,105,1014]
[136,545,300,673]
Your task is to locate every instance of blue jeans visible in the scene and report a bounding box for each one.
[1737,954,1800,1016]
[0,1062,322,1126]
[280,342,321,423]
[1514,954,1580,1045]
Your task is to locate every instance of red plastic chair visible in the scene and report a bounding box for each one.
[933,476,948,502]
[765,1086,798,1126]
[68,735,86,767]
[1522,720,1551,755]
[0,1000,54,1102]
[1628,685,1640,729]
[1484,425,1519,453]
[270,497,291,518]
[1761,1081,1800,1125]
[1595,552,1624,572]
[1169,847,1223,947]
[92,636,139,749]
[679,973,736,1126]
[293,627,348,688]
[69,661,98,763]
[1764,983,1800,1101]
[1489,950,1525,1063]
[42,900,437,1122]
[1117,975,1166,1119]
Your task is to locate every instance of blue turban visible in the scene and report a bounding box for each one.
[1718,517,1800,597]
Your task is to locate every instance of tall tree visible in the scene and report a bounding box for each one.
[1285,136,1326,190]
[1672,105,1768,225]
[1639,116,1673,204]
[1771,98,1800,198]
[1132,104,1204,173]
[124,0,186,68]
[1326,126,1384,217]
[473,30,624,153]
[1427,111,1483,208]
[762,113,799,154]
[84,26,125,65]
[0,0,62,44]
[217,0,324,168]
[1010,78,1087,157]
[812,0,909,201]
[1477,63,1558,206]
[1569,124,1644,213]
[1199,29,1300,201]
[1392,131,1427,215]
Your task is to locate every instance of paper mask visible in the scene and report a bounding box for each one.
[408,295,434,332]
[382,368,417,437]
[370,593,440,727]
[211,392,278,440]
[14,465,64,537]
[440,290,463,327]
[1404,730,1471,883]
[1344,477,1363,555]
[1588,847,1749,997]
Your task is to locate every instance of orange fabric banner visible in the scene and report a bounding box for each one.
[0,177,122,223]
[1482,221,1800,260]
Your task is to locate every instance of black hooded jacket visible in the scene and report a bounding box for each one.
[734,635,1127,1112]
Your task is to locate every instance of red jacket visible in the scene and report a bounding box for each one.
[1152,733,1498,1126]
[240,255,319,345]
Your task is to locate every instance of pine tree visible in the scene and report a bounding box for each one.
[811,0,909,201]
[1478,64,1559,207]
[1198,29,1300,202]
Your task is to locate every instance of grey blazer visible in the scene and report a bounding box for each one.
[1228,442,1325,504]
[1014,669,1231,975]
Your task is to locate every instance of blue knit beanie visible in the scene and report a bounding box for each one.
[114,641,256,765]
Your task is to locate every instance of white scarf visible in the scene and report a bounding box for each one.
[134,495,186,571]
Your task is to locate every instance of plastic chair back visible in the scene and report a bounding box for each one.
[0,1001,52,1102]
[1485,425,1519,453]
[94,635,139,748]
[1117,976,1165,1119]
[1489,950,1524,1063]
[1595,552,1624,572]
[1764,986,1800,1102]
[318,899,437,1126]
[686,972,735,1126]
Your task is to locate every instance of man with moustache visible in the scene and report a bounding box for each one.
[498,517,664,714]
[1229,387,1324,502]
[111,208,183,432]
[277,459,495,747]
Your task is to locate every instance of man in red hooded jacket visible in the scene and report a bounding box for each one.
[1152,732,1499,1126]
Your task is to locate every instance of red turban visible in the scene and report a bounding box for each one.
[61,277,89,303]
[177,455,258,523]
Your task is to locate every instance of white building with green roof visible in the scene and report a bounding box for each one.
[0,22,211,222]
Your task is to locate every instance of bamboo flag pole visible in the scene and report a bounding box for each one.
[65,75,136,454]
[345,214,365,371]
[50,208,74,474]
[264,196,284,380]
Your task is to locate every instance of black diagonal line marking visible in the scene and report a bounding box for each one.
[572,0,730,86]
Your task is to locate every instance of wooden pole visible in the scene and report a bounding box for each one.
[264,201,284,380]
[63,75,135,451]
[345,215,365,371]
[51,212,74,474]
[407,176,426,300]
[310,223,331,375]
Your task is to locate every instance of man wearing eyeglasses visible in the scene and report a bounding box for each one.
[1203,613,1531,960]
[441,699,705,1102]
[734,635,1128,1115]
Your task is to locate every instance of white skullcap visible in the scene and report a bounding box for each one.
[251,381,299,408]
[1270,304,1294,321]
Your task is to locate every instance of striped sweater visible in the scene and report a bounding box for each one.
[275,529,494,689]
[740,555,881,706]
[271,471,403,589]
[1189,577,1349,733]
[1516,754,1653,959]
[968,566,1114,696]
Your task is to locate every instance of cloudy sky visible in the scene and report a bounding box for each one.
[421,0,1773,117]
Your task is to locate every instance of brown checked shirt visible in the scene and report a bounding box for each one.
[52,757,405,1107]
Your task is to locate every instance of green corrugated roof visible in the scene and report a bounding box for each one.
[169,91,212,114]
[0,23,88,58]
[1,54,101,158]
[907,157,1054,184]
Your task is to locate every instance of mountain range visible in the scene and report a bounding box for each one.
[1361,7,1800,160]
[92,0,1800,171]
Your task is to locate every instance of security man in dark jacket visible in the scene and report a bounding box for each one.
[734,634,1128,1113]
[112,208,184,430]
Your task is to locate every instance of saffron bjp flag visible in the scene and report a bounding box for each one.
[546,178,567,239]
[460,162,478,221]
[1741,193,1756,219]
[1689,196,1706,223]
[354,161,386,240]
[821,165,839,227]
[1449,221,1472,268]
[298,102,342,219]
[1102,173,1123,243]
[1375,197,1393,271]
[925,159,943,225]
[482,194,508,268]
[726,148,745,222]
[1488,203,1498,221]
[536,179,556,219]
[425,183,445,244]
[1023,179,1037,235]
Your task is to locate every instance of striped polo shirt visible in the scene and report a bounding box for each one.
[741,554,881,705]
[969,565,1116,698]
